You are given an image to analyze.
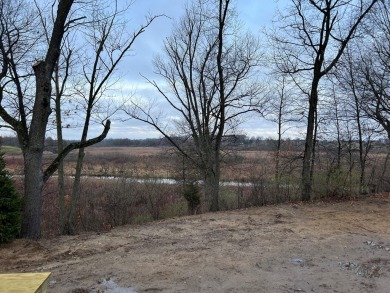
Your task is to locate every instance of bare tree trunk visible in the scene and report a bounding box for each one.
[302,78,319,201]
[204,163,220,212]
[66,147,85,234]
[65,105,91,234]
[20,58,57,238]
[333,96,342,170]
[275,132,281,199]
[21,148,45,239]
[56,117,66,233]
[352,88,368,194]
[357,121,366,194]
[309,108,318,195]
[54,63,66,233]
[275,89,284,193]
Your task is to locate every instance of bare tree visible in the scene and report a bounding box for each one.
[335,47,377,194]
[259,74,303,190]
[269,0,379,201]
[0,0,77,239]
[356,1,390,139]
[316,79,366,196]
[63,3,158,235]
[127,0,261,211]
[0,0,157,238]
[338,1,390,192]
[37,1,159,234]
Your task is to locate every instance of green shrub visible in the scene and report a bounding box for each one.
[0,152,21,243]
[161,200,188,219]
[131,214,153,225]
[183,182,201,214]
[219,187,238,210]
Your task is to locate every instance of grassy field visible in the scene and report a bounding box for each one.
[3,145,390,236]
[85,146,166,156]
[0,145,22,155]
[3,146,285,182]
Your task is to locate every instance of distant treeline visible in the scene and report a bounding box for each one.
[1,135,388,153]
[0,135,304,152]
[0,136,164,148]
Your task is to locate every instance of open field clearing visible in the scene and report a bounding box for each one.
[1,194,390,292]
[84,147,167,156]
[0,145,22,155]
[3,147,284,181]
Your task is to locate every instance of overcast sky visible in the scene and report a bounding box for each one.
[1,0,297,140]
[97,0,296,140]
[97,0,285,140]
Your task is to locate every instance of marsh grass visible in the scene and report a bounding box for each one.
[6,146,390,236]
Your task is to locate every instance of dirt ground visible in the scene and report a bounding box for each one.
[1,194,390,293]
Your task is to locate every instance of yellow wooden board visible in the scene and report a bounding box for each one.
[0,272,51,293]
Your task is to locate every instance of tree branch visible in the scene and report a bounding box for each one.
[43,120,111,182]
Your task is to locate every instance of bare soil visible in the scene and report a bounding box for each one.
[1,194,390,293]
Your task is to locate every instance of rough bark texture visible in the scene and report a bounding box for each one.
[66,147,85,234]
[204,152,220,212]
[301,79,319,201]
[20,1,74,238]
[22,149,44,239]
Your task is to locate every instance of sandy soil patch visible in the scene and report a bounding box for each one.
[1,194,390,292]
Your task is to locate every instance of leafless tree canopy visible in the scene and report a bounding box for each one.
[0,0,158,238]
[357,1,390,137]
[1,0,390,239]
[268,0,379,201]
[128,0,261,211]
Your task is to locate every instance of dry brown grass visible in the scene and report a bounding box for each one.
[6,145,390,238]
[4,147,291,181]
[84,146,169,156]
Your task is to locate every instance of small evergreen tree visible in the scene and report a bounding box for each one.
[183,182,201,215]
[0,148,21,243]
